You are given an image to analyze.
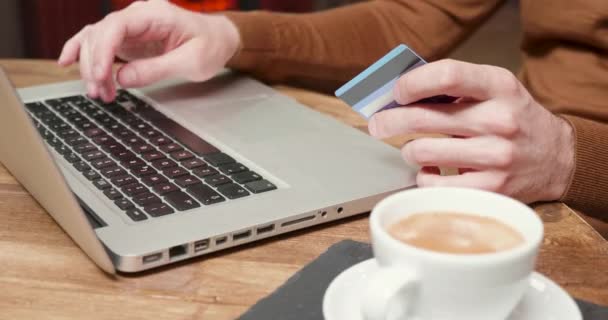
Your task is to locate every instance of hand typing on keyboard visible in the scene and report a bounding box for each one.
[57,0,240,102]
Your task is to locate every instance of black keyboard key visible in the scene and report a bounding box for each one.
[193,167,218,178]
[75,121,96,131]
[107,123,127,134]
[101,142,126,154]
[159,143,182,153]
[245,180,277,194]
[112,149,136,162]
[217,183,250,200]
[133,143,155,154]
[55,143,71,155]
[186,184,225,205]
[150,136,171,146]
[114,198,135,210]
[147,115,219,155]
[49,122,70,132]
[204,174,231,187]
[218,163,247,175]
[121,183,147,196]
[152,182,179,195]
[83,170,101,181]
[125,208,148,222]
[142,151,165,162]
[132,122,152,133]
[163,167,189,179]
[73,161,91,172]
[123,158,146,169]
[164,191,200,211]
[204,153,236,167]
[151,158,177,170]
[144,203,174,217]
[57,129,79,139]
[111,175,137,187]
[231,171,262,184]
[82,150,105,161]
[92,135,116,146]
[124,136,145,147]
[141,129,161,139]
[170,150,194,161]
[100,166,127,178]
[25,102,47,113]
[98,116,118,128]
[63,152,82,163]
[91,157,116,169]
[93,179,112,190]
[141,174,168,186]
[65,135,88,146]
[83,128,104,137]
[132,192,161,206]
[103,188,123,200]
[47,136,63,148]
[174,175,201,188]
[115,129,136,140]
[130,165,156,177]
[181,158,206,169]
[75,143,97,154]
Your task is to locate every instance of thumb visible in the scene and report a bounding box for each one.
[116,41,196,87]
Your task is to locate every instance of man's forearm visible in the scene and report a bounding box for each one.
[224,0,503,93]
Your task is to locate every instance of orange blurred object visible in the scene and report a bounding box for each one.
[112,0,236,11]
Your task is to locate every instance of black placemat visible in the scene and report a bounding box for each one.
[239,240,607,320]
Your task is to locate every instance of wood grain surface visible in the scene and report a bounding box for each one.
[1,60,607,320]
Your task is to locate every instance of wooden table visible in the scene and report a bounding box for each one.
[1,60,608,319]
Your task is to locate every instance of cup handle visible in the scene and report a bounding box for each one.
[361,266,419,320]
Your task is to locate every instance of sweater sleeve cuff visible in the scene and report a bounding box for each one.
[560,115,608,219]
[223,11,280,72]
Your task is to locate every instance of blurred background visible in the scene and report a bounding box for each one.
[0,0,521,71]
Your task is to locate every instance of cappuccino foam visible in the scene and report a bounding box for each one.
[388,212,524,254]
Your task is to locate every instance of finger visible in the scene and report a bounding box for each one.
[58,28,85,66]
[91,14,128,83]
[393,59,521,105]
[79,36,98,98]
[402,137,514,169]
[417,168,506,193]
[98,76,117,102]
[368,100,518,139]
[117,41,202,87]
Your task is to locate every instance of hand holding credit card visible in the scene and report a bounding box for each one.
[335,44,456,119]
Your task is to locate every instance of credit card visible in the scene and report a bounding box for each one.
[335,44,456,119]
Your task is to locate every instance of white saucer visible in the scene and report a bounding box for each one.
[323,259,582,320]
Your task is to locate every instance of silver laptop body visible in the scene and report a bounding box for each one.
[0,69,414,273]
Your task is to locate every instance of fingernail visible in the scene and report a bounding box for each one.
[393,86,402,103]
[120,68,136,86]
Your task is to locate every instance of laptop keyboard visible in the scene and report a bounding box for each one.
[23,90,276,222]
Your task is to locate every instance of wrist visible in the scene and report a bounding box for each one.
[546,116,576,201]
[214,15,241,63]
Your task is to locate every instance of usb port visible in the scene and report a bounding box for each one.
[194,239,209,253]
[256,224,275,235]
[233,230,252,241]
[215,236,227,246]
[142,252,162,264]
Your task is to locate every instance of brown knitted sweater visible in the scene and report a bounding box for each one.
[224,0,608,218]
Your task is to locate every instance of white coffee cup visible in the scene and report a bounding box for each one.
[361,187,543,320]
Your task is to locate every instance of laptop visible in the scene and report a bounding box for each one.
[0,68,415,273]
